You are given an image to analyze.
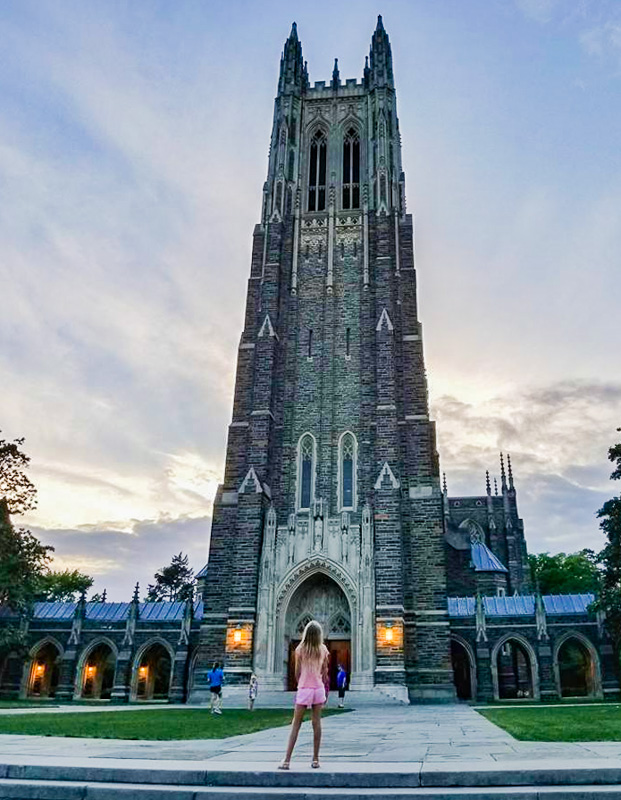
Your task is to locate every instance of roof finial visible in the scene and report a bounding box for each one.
[442,472,448,496]
[377,14,384,30]
[289,21,298,39]
[494,477,498,496]
[500,452,507,493]
[507,453,514,491]
[486,470,491,496]
[101,588,107,603]
[332,57,340,89]
[132,582,140,603]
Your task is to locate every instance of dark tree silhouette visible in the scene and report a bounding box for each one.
[147,552,195,602]
[594,429,621,657]
[0,432,37,515]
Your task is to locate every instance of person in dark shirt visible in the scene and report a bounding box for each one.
[336,664,347,708]
[207,661,224,715]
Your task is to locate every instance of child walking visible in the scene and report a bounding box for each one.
[279,620,329,770]
[248,672,259,710]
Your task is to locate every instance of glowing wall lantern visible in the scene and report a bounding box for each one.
[233,625,242,644]
[86,665,96,678]
[385,623,394,643]
[138,666,148,679]
[35,663,45,677]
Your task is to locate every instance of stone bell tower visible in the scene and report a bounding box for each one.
[192,17,455,703]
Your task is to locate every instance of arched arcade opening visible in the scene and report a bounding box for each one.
[80,642,116,700]
[27,641,61,699]
[450,638,474,701]
[134,642,173,701]
[496,638,535,700]
[557,636,597,698]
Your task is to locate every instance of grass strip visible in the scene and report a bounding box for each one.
[479,704,621,741]
[0,707,345,740]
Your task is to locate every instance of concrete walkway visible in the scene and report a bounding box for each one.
[1,702,621,765]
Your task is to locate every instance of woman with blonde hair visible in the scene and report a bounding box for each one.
[279,619,329,770]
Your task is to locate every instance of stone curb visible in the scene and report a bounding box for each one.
[5,777,621,799]
[2,759,621,790]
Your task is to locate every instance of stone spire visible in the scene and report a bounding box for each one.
[278,22,306,96]
[500,452,508,494]
[332,58,340,89]
[507,453,515,491]
[368,15,394,88]
[486,470,491,496]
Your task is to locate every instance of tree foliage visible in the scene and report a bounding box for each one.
[35,569,94,603]
[0,512,53,614]
[0,432,37,515]
[147,552,195,602]
[594,428,621,653]
[528,550,601,595]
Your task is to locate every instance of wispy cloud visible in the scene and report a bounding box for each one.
[0,2,619,597]
[32,515,211,598]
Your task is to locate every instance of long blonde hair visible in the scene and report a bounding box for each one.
[296,620,324,663]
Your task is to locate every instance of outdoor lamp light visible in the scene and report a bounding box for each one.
[234,625,242,644]
[35,663,45,676]
[385,623,394,643]
[139,666,148,679]
[86,665,96,677]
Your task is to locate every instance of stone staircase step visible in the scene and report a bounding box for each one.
[5,778,621,800]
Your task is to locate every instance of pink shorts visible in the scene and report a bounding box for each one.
[295,686,326,707]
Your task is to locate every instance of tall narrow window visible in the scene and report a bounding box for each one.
[307,329,313,359]
[298,434,316,511]
[342,128,360,210]
[339,432,357,510]
[345,327,351,357]
[308,131,327,212]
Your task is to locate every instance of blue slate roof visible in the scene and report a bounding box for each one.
[196,563,209,579]
[0,599,204,622]
[470,542,508,573]
[448,593,595,618]
[543,594,595,614]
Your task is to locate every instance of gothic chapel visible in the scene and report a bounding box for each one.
[195,17,464,702]
[1,18,614,707]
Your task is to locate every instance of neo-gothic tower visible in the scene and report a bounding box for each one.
[193,18,455,702]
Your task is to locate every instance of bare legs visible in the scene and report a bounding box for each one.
[311,703,322,765]
[280,703,323,768]
[280,703,306,767]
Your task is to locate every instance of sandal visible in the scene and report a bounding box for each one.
[311,760,320,769]
[278,761,290,771]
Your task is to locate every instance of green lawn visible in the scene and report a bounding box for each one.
[0,707,345,740]
[479,704,621,741]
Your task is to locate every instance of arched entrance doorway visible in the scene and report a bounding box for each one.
[558,637,594,697]
[28,641,61,698]
[284,572,351,691]
[134,643,172,701]
[496,638,534,699]
[450,639,473,701]
[81,642,116,700]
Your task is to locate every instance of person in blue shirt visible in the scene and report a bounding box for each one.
[207,661,224,714]
[336,664,347,708]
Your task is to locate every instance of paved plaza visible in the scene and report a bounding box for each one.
[1,697,621,765]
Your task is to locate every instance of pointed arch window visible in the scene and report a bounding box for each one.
[338,432,357,511]
[297,433,316,511]
[342,128,360,210]
[308,131,327,212]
